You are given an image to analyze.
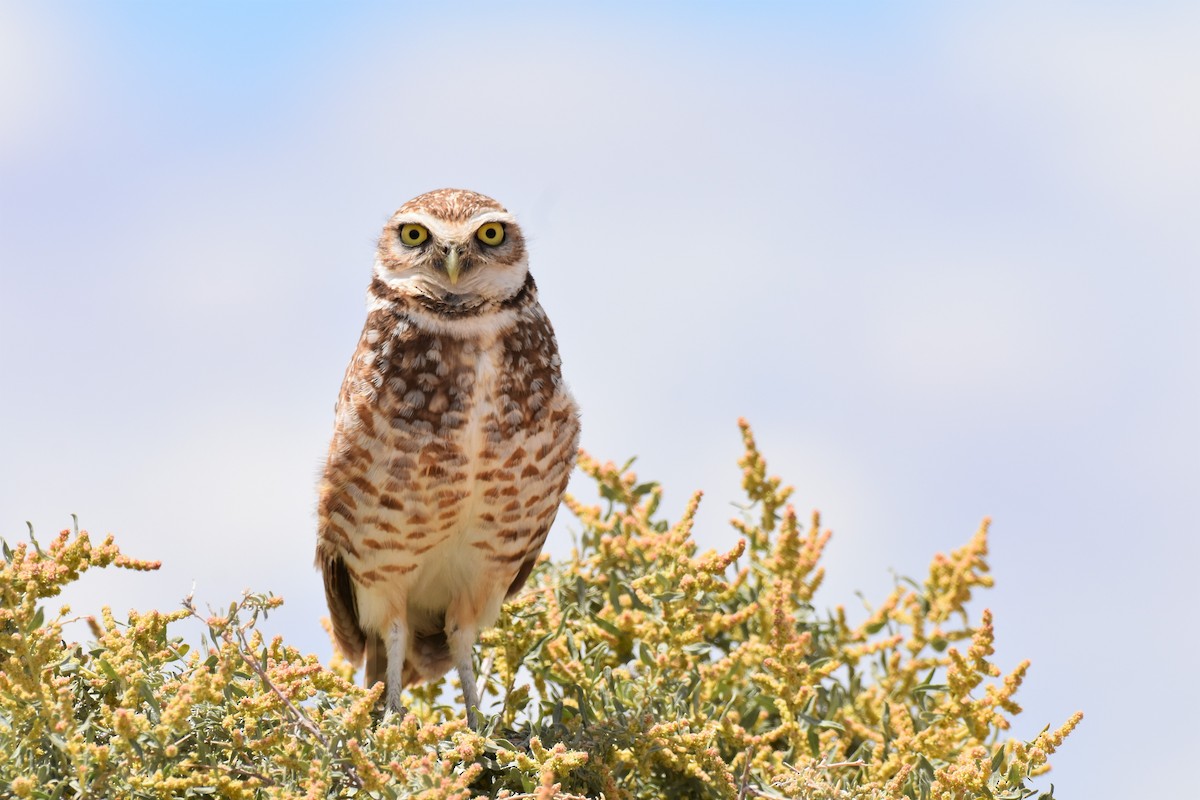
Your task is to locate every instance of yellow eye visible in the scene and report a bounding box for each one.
[476,222,505,246]
[399,223,429,247]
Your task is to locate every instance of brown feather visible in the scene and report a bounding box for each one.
[365,634,386,689]
[506,554,539,599]
[318,547,366,666]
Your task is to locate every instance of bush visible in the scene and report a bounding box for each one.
[0,422,1079,799]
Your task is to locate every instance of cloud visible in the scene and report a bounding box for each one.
[0,5,81,157]
[945,3,1200,239]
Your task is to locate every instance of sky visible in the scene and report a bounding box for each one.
[2,2,1198,796]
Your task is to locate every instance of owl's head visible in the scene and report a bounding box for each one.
[373,189,529,316]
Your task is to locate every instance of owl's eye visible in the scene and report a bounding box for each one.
[399,224,429,247]
[475,222,505,247]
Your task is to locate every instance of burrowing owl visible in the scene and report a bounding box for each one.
[315,188,580,725]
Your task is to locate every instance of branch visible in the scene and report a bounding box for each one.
[181,591,362,789]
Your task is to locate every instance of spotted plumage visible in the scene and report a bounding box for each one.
[315,189,580,725]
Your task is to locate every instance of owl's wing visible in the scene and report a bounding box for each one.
[318,546,367,666]
[505,505,564,600]
[503,422,578,600]
[504,551,540,599]
[316,328,378,665]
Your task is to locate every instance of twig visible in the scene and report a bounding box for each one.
[783,758,867,775]
[228,625,330,749]
[180,591,362,789]
[212,763,278,786]
[736,747,753,800]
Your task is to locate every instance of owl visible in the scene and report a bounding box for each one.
[315,189,580,727]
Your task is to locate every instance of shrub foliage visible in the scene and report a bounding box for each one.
[0,422,1079,799]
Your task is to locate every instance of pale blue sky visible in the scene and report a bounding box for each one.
[2,3,1198,796]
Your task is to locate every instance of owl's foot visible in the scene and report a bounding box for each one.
[385,686,407,717]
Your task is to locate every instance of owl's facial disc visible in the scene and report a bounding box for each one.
[376,208,528,312]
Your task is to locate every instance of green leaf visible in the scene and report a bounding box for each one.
[589,614,621,638]
[97,659,120,682]
[139,682,161,715]
[632,481,659,498]
[912,683,948,695]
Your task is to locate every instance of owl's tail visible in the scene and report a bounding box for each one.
[317,549,367,667]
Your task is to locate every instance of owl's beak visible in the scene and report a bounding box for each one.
[443,248,462,285]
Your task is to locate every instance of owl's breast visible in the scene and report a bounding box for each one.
[340,317,578,632]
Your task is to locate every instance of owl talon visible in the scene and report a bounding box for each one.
[385,690,407,716]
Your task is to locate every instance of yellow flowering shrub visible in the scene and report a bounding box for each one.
[0,422,1079,799]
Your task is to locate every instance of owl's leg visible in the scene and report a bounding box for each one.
[446,613,482,730]
[455,651,481,732]
[385,618,409,715]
